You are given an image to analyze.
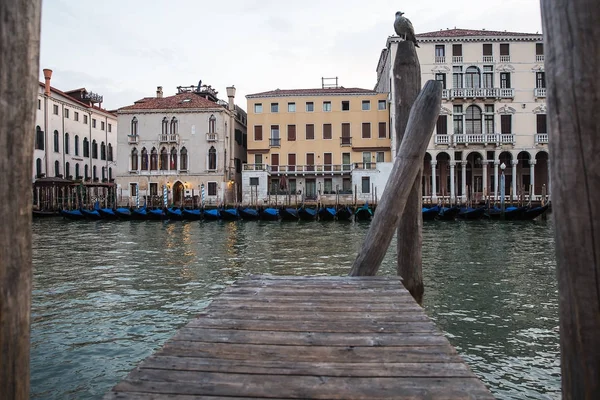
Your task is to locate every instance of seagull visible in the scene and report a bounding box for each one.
[394,11,419,47]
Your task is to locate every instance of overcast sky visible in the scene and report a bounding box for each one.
[40,0,543,110]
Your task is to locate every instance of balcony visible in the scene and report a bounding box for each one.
[449,88,514,99]
[499,55,511,62]
[435,56,446,64]
[340,136,352,146]
[534,87,547,97]
[434,135,451,145]
[536,54,545,62]
[244,164,269,171]
[269,164,351,175]
[441,89,450,100]
[535,133,549,144]
[128,135,139,144]
[158,134,179,143]
[452,134,515,146]
[482,56,494,63]
[206,132,217,142]
[354,162,377,170]
[269,138,281,147]
[452,56,463,63]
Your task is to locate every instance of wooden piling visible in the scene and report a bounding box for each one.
[0,1,41,399]
[541,1,600,398]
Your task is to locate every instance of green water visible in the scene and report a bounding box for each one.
[31,219,559,399]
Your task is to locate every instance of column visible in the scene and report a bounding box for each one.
[530,160,536,199]
[461,161,467,202]
[482,162,488,198]
[494,161,499,200]
[449,161,456,204]
[431,161,437,201]
[512,160,518,200]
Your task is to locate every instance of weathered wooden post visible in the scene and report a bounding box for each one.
[393,41,423,301]
[541,1,600,398]
[0,1,42,399]
[349,81,441,276]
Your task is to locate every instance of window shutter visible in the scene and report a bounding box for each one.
[288,125,296,141]
[323,124,332,139]
[306,124,314,140]
[362,123,371,138]
[255,125,262,141]
[379,122,386,138]
[436,116,447,135]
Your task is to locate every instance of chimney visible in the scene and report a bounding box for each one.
[226,86,236,111]
[43,69,53,96]
[156,86,163,98]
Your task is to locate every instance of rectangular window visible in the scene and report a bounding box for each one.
[376,152,385,163]
[378,100,386,110]
[435,73,447,89]
[483,43,493,56]
[108,123,112,132]
[37,99,41,110]
[361,100,371,111]
[83,115,88,124]
[453,66,463,88]
[436,116,447,135]
[250,177,259,186]
[342,101,350,111]
[536,43,544,55]
[500,43,510,56]
[361,177,370,194]
[500,72,511,88]
[64,108,69,118]
[536,72,546,88]
[255,154,263,168]
[254,125,263,141]
[288,153,296,171]
[289,178,296,193]
[343,177,352,192]
[453,105,463,134]
[74,112,79,121]
[483,66,494,88]
[306,124,314,140]
[324,178,333,194]
[288,102,296,112]
[537,114,547,133]
[341,123,350,141]
[130,183,138,197]
[501,115,512,134]
[342,153,351,171]
[362,122,371,139]
[101,121,105,130]
[323,101,331,112]
[150,183,158,196]
[324,153,332,171]
[306,153,315,171]
[254,103,263,113]
[378,122,386,138]
[452,44,462,56]
[323,123,332,140]
[270,125,280,139]
[435,45,445,57]
[271,103,279,113]
[306,102,314,112]
[287,125,296,141]
[208,182,217,196]
[53,104,59,115]
[485,105,494,134]
[92,119,97,128]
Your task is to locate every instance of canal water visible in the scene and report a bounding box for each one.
[31,218,559,399]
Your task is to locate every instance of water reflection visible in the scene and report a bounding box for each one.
[31,218,559,399]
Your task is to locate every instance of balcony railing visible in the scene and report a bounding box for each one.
[535,133,549,144]
[449,88,514,99]
[206,132,217,142]
[441,89,450,99]
[499,55,511,62]
[435,56,446,63]
[354,162,377,170]
[452,56,463,63]
[434,135,451,145]
[500,88,515,98]
[159,134,179,143]
[128,135,139,144]
[534,87,547,97]
[482,56,494,62]
[536,54,545,62]
[340,136,352,146]
[244,164,269,171]
[269,138,281,147]
[270,164,351,174]
[452,133,515,145]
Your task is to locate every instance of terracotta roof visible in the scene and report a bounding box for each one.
[119,92,224,111]
[38,82,116,117]
[246,87,377,98]
[417,28,540,38]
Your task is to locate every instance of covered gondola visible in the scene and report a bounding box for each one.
[279,207,299,221]
[458,206,487,220]
[114,207,133,219]
[355,203,373,222]
[422,205,440,221]
[298,206,317,221]
[166,207,185,220]
[521,204,550,220]
[98,208,119,219]
[336,206,353,221]
[318,207,337,221]
[260,208,280,221]
[437,206,460,221]
[182,209,203,220]
[239,207,260,221]
[203,208,221,221]
[220,208,240,221]
[147,208,166,220]
[60,209,85,220]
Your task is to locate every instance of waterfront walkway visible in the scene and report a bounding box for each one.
[105,275,493,399]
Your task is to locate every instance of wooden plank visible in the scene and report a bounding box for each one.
[541,2,600,399]
[213,295,415,303]
[206,302,424,312]
[0,2,41,399]
[196,310,429,322]
[106,393,289,400]
[221,288,411,296]
[243,275,399,281]
[139,356,475,378]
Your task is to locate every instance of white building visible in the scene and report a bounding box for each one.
[115,84,247,207]
[376,29,549,203]
[34,69,117,183]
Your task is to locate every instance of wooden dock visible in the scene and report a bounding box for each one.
[105,275,493,399]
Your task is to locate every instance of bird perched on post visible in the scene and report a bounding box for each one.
[394,11,419,47]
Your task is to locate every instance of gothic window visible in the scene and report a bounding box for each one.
[35,126,44,150]
[465,105,482,135]
[141,147,149,170]
[74,135,79,156]
[465,66,481,88]
[131,148,139,170]
[93,165,97,180]
[208,146,217,170]
[209,114,216,133]
[75,163,80,179]
[162,117,168,135]
[131,117,138,135]
[84,164,89,179]
[170,117,178,135]
[92,140,98,159]
[54,160,60,177]
[36,158,42,177]
[83,138,89,157]
[150,147,158,170]
[64,133,69,154]
[180,147,188,170]
[65,162,70,179]
[53,130,59,152]
[107,143,113,161]
[160,147,168,170]
[100,141,106,160]
[170,147,177,170]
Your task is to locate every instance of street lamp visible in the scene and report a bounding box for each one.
[500,162,506,217]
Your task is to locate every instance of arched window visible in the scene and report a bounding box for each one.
[102,166,106,181]
[131,117,138,136]
[93,165,97,180]
[162,117,168,135]
[65,162,70,179]
[54,130,60,152]
[92,140,98,159]
[109,167,112,180]
[208,146,217,170]
[180,147,188,171]
[160,147,168,170]
[75,163,80,179]
[170,147,177,170]
[64,133,70,154]
[35,126,44,150]
[131,147,139,170]
[100,141,106,160]
[465,105,482,135]
[85,164,89,180]
[74,135,79,156]
[209,115,216,133]
[107,143,113,161]
[83,138,89,157]
[150,147,158,170]
[465,66,481,88]
[170,117,178,135]
[36,158,42,178]
[54,160,60,177]
[141,147,149,170]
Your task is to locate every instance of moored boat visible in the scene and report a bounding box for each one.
[279,207,299,221]
[422,205,440,221]
[298,206,317,221]
[336,206,353,221]
[355,203,373,222]
[114,207,133,219]
[98,208,119,219]
[166,207,185,220]
[521,204,550,220]
[260,207,279,221]
[318,207,337,221]
[220,208,240,221]
[81,208,102,220]
[437,205,460,221]
[239,207,260,220]
[203,208,221,221]
[147,208,166,220]
[60,209,85,220]
[458,206,487,220]
[131,207,149,220]
[182,208,203,220]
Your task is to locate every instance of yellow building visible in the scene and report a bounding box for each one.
[243,87,391,205]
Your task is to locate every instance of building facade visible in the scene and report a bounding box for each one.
[243,87,392,205]
[116,84,247,207]
[376,29,549,203]
[34,69,117,183]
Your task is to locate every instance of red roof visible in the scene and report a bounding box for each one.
[38,82,116,117]
[247,87,377,98]
[417,28,540,38]
[119,92,223,111]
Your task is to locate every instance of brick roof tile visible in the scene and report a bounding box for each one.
[118,92,223,111]
[416,28,539,38]
[246,87,377,98]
